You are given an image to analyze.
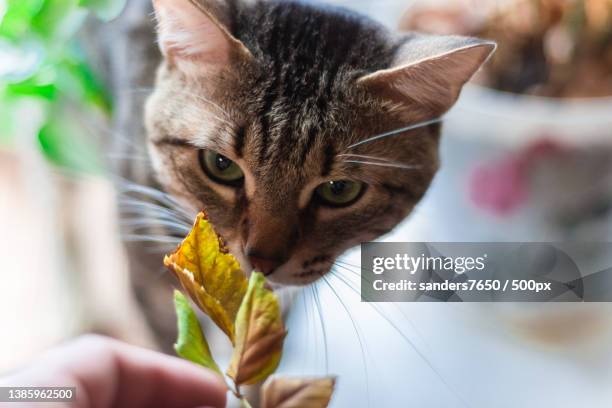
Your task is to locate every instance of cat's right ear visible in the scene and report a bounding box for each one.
[357,34,495,121]
[152,0,252,71]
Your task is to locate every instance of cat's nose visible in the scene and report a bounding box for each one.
[247,254,282,276]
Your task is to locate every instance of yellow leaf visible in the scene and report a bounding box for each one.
[227,272,287,385]
[261,376,336,408]
[164,211,248,343]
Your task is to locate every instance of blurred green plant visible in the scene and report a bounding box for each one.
[0,0,126,173]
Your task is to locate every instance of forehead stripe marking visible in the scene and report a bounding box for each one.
[257,11,283,161]
[234,126,246,157]
[321,142,336,177]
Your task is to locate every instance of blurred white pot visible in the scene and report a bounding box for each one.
[448,85,612,148]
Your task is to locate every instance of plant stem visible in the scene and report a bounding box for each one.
[240,397,254,408]
[229,381,254,408]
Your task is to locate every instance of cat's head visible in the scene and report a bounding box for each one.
[145,0,494,286]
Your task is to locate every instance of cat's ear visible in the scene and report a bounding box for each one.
[152,0,252,70]
[357,35,495,119]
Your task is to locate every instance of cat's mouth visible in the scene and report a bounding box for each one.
[264,254,335,286]
[237,250,334,286]
[224,238,335,286]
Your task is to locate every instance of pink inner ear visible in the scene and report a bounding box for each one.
[358,42,494,118]
[154,0,231,65]
[394,44,494,101]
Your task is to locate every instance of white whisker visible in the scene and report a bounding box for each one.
[330,268,470,408]
[311,284,329,374]
[344,160,423,170]
[346,117,442,150]
[338,153,394,162]
[321,274,371,406]
[121,219,191,234]
[119,199,192,224]
[121,234,183,244]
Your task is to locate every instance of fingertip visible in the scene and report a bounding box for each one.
[174,363,228,408]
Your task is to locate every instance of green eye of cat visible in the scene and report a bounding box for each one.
[199,150,244,185]
[315,180,364,207]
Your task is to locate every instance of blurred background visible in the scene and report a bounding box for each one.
[1,0,611,407]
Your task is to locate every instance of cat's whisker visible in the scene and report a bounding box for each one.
[301,287,315,374]
[333,261,432,353]
[345,117,442,150]
[337,153,397,162]
[121,218,191,234]
[119,199,191,224]
[121,234,183,244]
[118,189,178,208]
[338,153,422,170]
[335,259,380,276]
[302,285,319,375]
[320,274,371,407]
[343,160,423,170]
[120,213,187,230]
[330,269,470,408]
[311,284,329,375]
[117,184,194,221]
[333,261,376,287]
[119,210,191,238]
[117,181,186,208]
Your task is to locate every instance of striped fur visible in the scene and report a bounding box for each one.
[106,0,492,350]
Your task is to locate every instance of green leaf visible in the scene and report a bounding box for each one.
[6,80,56,99]
[173,290,222,375]
[30,0,86,41]
[61,57,112,113]
[37,111,103,174]
[0,0,45,40]
[79,0,126,21]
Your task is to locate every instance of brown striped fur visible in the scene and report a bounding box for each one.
[107,0,493,351]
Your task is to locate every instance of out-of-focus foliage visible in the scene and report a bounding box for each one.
[0,0,126,172]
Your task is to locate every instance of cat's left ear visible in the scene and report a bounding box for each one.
[357,34,496,120]
[152,0,252,71]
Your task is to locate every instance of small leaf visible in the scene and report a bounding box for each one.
[227,272,287,386]
[164,212,248,343]
[173,290,221,375]
[37,111,103,174]
[261,376,336,408]
[79,0,127,21]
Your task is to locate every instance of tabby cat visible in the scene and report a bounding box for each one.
[106,0,494,349]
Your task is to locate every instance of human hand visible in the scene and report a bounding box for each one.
[0,335,226,408]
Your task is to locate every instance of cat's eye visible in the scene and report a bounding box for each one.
[315,180,364,207]
[199,150,244,185]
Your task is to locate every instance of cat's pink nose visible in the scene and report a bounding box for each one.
[247,255,281,276]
